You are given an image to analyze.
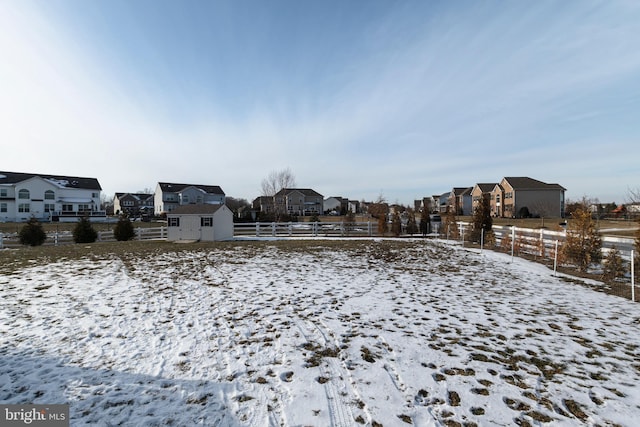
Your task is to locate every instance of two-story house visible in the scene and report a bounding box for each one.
[471,183,500,216]
[154,182,226,215]
[274,188,324,216]
[448,187,473,216]
[498,177,565,218]
[0,171,103,222]
[113,193,154,217]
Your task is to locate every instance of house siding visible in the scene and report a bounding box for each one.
[0,173,102,222]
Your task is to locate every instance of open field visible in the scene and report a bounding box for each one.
[1,239,639,426]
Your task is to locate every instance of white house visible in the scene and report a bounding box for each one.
[166,204,234,242]
[0,171,103,222]
[154,182,226,216]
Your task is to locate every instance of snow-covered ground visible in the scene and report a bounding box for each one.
[1,240,639,426]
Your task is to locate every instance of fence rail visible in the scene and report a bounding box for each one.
[1,221,636,302]
[0,222,635,250]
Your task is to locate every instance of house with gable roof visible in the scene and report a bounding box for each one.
[274,188,323,216]
[114,193,154,217]
[154,182,226,216]
[0,171,103,222]
[498,177,566,218]
[448,187,473,216]
[471,183,500,216]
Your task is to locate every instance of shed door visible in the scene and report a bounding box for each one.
[181,216,201,240]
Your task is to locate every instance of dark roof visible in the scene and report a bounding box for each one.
[158,182,225,195]
[0,171,102,190]
[503,177,566,191]
[275,188,323,197]
[475,183,499,193]
[116,193,153,201]
[167,204,226,215]
[452,187,473,196]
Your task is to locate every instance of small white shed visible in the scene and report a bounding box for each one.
[166,204,234,242]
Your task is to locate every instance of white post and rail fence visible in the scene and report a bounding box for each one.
[1,221,637,302]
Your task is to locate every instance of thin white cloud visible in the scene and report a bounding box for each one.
[1,1,638,205]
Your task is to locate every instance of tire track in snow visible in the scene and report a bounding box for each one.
[291,315,355,427]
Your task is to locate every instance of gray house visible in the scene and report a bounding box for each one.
[498,177,566,218]
[166,204,233,242]
[154,182,225,215]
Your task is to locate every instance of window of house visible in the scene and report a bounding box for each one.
[0,203,6,212]
[62,204,73,212]
[496,195,501,203]
[201,217,213,227]
[168,217,180,227]
[1,189,7,197]
[92,193,99,198]
[196,196,203,204]
[45,190,55,200]
[44,203,55,212]
[18,189,30,199]
[183,195,190,204]
[18,203,30,213]
[78,204,90,212]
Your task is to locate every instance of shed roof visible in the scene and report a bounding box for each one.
[167,204,226,215]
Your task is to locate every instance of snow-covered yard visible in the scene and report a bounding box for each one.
[1,239,639,426]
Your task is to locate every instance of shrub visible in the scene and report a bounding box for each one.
[391,212,402,237]
[113,215,135,241]
[342,212,356,236]
[73,217,98,243]
[602,246,627,284]
[18,217,47,246]
[405,209,418,235]
[562,207,602,272]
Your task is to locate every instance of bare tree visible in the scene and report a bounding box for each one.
[261,168,297,196]
[627,187,640,204]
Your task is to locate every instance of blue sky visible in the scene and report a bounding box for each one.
[1,0,639,206]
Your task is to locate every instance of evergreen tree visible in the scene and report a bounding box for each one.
[73,217,98,243]
[562,207,602,272]
[391,211,402,237]
[602,246,627,284]
[342,211,356,236]
[442,208,459,239]
[470,194,492,243]
[18,217,47,246]
[377,214,388,236]
[113,215,135,241]
[405,209,418,235]
[419,211,431,237]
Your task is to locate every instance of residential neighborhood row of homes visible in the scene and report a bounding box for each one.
[1,170,573,224]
